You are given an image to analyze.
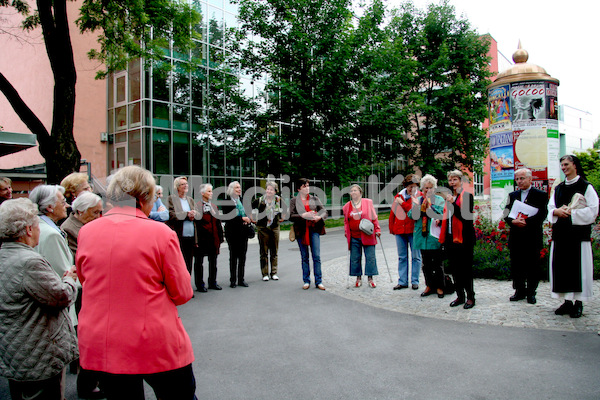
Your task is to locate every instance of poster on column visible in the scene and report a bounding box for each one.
[511,82,546,121]
[488,84,511,133]
[490,131,514,221]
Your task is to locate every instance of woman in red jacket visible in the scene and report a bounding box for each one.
[76,166,197,400]
[343,184,381,288]
[389,174,422,290]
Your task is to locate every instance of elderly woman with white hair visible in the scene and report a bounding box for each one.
[76,166,196,399]
[221,181,252,288]
[408,174,446,298]
[61,191,103,255]
[0,198,78,400]
[439,170,476,309]
[29,185,74,287]
[149,185,168,222]
[194,183,224,291]
[167,177,198,277]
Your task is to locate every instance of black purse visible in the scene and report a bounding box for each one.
[245,223,256,239]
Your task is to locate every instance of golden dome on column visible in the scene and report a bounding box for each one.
[491,41,559,87]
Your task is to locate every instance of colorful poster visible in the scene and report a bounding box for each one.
[546,83,559,120]
[490,131,515,181]
[510,82,546,121]
[488,84,511,133]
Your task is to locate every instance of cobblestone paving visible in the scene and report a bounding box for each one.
[319,240,600,333]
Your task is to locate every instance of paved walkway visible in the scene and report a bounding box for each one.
[275,227,600,333]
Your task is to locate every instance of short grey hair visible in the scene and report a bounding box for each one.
[349,184,363,194]
[515,168,532,178]
[29,185,65,215]
[72,191,102,214]
[227,181,241,197]
[107,166,155,205]
[266,181,279,193]
[156,185,163,193]
[447,169,464,180]
[0,198,39,240]
[173,176,188,191]
[420,174,438,190]
[200,183,213,195]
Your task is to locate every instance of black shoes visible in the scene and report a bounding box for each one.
[527,295,536,304]
[421,289,434,297]
[197,286,208,293]
[208,284,222,290]
[393,284,408,290]
[449,298,465,307]
[463,299,475,309]
[230,283,237,288]
[412,284,419,290]
[555,300,573,315]
[238,281,249,287]
[510,292,526,302]
[570,301,583,318]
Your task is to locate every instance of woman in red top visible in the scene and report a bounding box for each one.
[343,184,381,288]
[389,174,422,290]
[76,166,196,399]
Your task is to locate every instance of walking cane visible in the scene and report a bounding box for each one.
[377,236,393,283]
[346,249,351,289]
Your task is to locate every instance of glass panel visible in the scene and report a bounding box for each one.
[209,137,224,176]
[192,130,206,175]
[129,59,141,101]
[152,64,170,102]
[144,101,151,125]
[173,62,190,105]
[129,102,141,128]
[191,67,206,107]
[173,105,190,130]
[208,46,224,68]
[116,75,126,104]
[108,134,115,172]
[116,145,126,169]
[144,128,152,171]
[153,129,171,174]
[128,129,142,166]
[226,142,241,177]
[173,131,190,176]
[153,102,171,128]
[116,106,127,131]
[209,0,223,8]
[107,109,114,134]
[107,75,114,108]
[208,7,224,48]
[115,132,127,143]
[224,0,238,14]
[191,108,205,132]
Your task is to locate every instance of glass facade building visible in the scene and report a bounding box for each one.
[106,0,267,194]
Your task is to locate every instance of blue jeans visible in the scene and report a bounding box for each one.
[395,233,421,286]
[350,237,378,276]
[297,230,322,286]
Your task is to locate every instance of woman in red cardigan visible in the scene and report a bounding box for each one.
[76,166,197,399]
[343,184,381,288]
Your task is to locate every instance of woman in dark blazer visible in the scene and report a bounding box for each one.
[167,176,197,277]
[221,181,252,288]
[440,170,476,309]
[194,183,224,292]
[289,178,328,290]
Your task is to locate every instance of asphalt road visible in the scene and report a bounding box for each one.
[2,229,599,399]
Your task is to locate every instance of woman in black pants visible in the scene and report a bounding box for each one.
[222,181,252,288]
[440,170,476,309]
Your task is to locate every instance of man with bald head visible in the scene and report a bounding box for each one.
[503,168,549,304]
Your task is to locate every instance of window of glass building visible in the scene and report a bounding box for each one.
[153,129,171,175]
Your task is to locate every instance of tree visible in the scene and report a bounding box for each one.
[575,148,600,191]
[234,0,491,185]
[0,0,199,183]
[402,1,492,179]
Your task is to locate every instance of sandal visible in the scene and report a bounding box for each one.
[355,278,362,287]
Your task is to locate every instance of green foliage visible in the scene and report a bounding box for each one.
[233,0,491,185]
[574,148,600,192]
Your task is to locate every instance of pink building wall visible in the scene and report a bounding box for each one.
[0,1,107,179]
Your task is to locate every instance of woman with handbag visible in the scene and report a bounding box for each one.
[343,184,381,288]
[549,154,598,318]
[408,175,446,298]
[221,181,252,288]
[289,178,328,290]
[252,181,283,281]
